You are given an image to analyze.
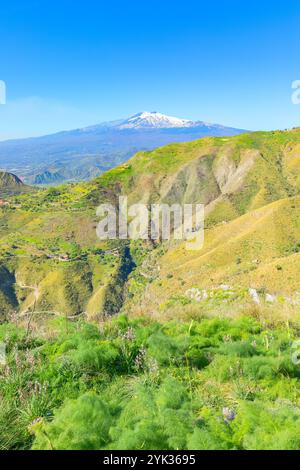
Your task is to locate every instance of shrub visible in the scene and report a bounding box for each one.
[231,400,300,450]
[32,393,112,450]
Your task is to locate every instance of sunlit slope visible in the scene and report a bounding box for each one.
[165,195,300,289]
[0,205,120,319]
[126,195,300,316]
[91,129,300,224]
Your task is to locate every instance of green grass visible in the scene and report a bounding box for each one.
[1,314,300,450]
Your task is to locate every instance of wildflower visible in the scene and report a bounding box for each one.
[134,347,147,370]
[122,327,136,342]
[147,357,159,375]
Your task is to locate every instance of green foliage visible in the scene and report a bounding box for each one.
[109,378,193,450]
[0,314,300,450]
[32,393,112,450]
[231,400,300,450]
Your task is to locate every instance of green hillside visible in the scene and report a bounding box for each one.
[92,128,300,319]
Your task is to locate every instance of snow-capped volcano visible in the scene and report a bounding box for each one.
[0,110,246,185]
[118,111,195,129]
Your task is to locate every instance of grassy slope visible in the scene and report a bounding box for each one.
[94,128,300,317]
[0,186,119,319]
[126,196,300,318]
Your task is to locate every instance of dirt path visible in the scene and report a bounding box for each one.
[16,278,40,315]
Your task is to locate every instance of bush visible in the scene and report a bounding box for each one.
[32,393,112,450]
[231,400,300,450]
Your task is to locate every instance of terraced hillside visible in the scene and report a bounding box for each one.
[0,183,132,320]
[0,129,300,323]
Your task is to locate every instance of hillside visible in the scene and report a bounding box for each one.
[0,171,23,189]
[0,171,29,197]
[126,196,300,319]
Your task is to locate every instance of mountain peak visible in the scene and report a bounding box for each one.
[0,170,24,188]
[118,111,194,129]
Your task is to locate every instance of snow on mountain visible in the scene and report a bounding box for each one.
[78,111,237,133]
[118,111,194,129]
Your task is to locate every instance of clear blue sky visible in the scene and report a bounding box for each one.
[1,0,300,139]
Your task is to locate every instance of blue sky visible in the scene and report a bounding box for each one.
[0,0,300,140]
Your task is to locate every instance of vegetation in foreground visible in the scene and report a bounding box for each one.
[1,313,300,450]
